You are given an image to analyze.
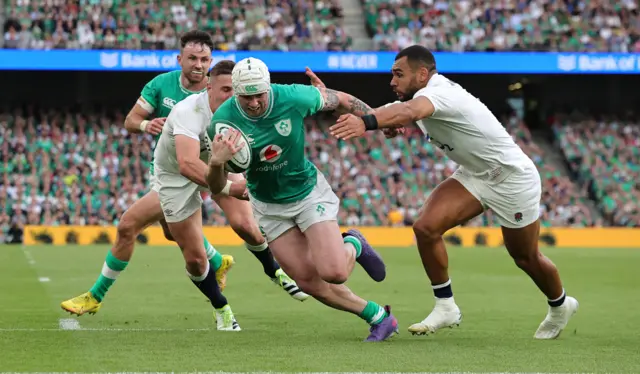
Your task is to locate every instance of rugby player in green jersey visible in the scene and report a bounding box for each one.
[206,58,398,342]
[61,31,307,318]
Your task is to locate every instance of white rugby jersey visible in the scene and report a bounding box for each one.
[154,91,212,175]
[411,74,532,179]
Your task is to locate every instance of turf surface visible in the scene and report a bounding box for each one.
[0,244,638,373]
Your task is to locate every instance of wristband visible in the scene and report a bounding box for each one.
[139,120,149,132]
[220,180,232,196]
[361,114,379,131]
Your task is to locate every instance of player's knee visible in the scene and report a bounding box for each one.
[318,267,349,285]
[412,218,442,242]
[229,214,260,241]
[510,250,539,271]
[184,251,208,275]
[117,214,140,241]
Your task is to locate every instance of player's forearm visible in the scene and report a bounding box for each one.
[206,161,228,195]
[336,92,373,116]
[124,112,149,133]
[371,103,416,128]
[178,158,209,188]
[320,88,373,116]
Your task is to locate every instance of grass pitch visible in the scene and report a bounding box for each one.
[0,244,638,373]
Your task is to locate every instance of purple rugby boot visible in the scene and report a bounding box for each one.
[365,305,399,342]
[343,229,386,282]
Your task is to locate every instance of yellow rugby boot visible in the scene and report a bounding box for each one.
[215,255,235,292]
[61,292,102,316]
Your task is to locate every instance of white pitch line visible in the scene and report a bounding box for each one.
[0,372,599,374]
[21,246,36,266]
[58,318,81,330]
[0,327,213,332]
[38,276,50,283]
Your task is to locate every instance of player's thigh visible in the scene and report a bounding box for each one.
[294,174,344,269]
[250,196,297,244]
[166,208,207,265]
[302,220,348,280]
[416,170,484,234]
[486,165,543,259]
[485,164,541,229]
[156,172,204,259]
[119,190,165,233]
[157,171,203,225]
[268,226,317,283]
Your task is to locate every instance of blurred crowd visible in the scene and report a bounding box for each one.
[5,0,640,53]
[2,0,351,51]
[553,114,640,227]
[1,106,618,241]
[367,0,640,52]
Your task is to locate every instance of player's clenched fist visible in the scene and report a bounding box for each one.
[209,129,244,165]
[141,117,165,135]
[330,113,366,140]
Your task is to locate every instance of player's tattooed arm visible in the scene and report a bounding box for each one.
[329,96,434,140]
[318,88,373,116]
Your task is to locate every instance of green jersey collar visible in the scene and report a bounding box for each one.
[178,72,206,95]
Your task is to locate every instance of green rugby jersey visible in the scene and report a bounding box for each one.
[208,84,324,204]
[138,70,206,174]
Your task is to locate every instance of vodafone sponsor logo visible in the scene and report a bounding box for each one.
[256,144,288,172]
[259,145,282,163]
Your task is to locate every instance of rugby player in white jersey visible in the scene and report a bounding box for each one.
[330,45,578,340]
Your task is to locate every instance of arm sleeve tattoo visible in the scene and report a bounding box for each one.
[320,88,373,116]
[321,88,340,111]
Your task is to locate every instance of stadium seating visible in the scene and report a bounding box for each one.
[0,108,599,234]
[553,115,640,227]
[2,0,351,51]
[366,0,640,52]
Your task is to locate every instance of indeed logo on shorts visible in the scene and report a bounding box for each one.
[257,145,288,172]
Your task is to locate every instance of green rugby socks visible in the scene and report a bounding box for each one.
[204,237,223,272]
[359,301,388,325]
[89,251,128,302]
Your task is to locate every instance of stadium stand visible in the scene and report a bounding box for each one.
[0,108,599,236]
[2,0,351,51]
[553,114,640,227]
[365,0,640,52]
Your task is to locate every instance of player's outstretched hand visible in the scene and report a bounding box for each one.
[382,126,406,139]
[145,117,165,135]
[209,129,244,166]
[305,67,326,88]
[228,179,250,201]
[330,114,366,140]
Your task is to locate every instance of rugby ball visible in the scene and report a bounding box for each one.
[205,122,252,173]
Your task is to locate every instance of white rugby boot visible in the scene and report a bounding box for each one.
[408,297,462,335]
[534,296,579,339]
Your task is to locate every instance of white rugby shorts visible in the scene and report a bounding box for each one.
[155,169,208,223]
[452,161,541,228]
[250,172,339,242]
